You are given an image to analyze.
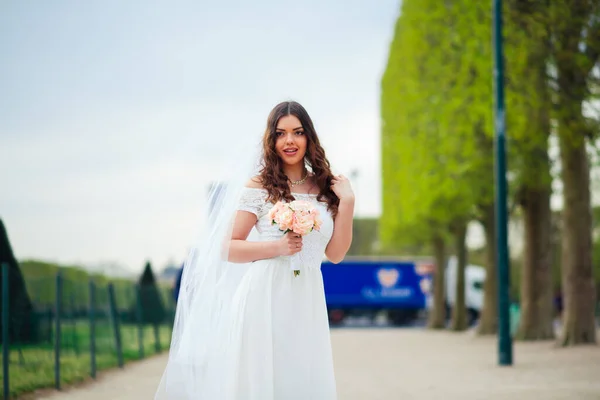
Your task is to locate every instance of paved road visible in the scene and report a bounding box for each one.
[38,328,600,400]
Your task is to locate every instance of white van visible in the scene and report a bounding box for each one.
[444,256,486,324]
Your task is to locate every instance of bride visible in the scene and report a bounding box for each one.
[155,101,355,399]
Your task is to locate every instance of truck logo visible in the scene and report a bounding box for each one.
[376,268,400,288]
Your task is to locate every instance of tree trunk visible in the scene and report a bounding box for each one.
[450,222,468,331]
[477,204,497,335]
[554,6,598,344]
[428,234,446,329]
[514,14,554,340]
[557,132,597,345]
[516,184,554,340]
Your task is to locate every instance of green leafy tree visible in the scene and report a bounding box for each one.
[0,219,38,343]
[137,261,166,325]
[380,0,487,332]
[503,0,555,340]
[551,0,599,346]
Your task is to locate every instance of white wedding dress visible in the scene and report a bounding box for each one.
[173,187,338,400]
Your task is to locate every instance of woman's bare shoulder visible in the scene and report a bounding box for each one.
[245,176,264,189]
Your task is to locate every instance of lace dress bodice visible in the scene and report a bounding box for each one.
[237,187,334,270]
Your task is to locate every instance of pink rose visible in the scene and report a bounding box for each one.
[293,213,315,235]
[313,215,322,231]
[268,201,284,223]
[275,207,294,231]
[290,200,313,215]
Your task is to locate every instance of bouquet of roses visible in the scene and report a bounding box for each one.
[268,200,322,277]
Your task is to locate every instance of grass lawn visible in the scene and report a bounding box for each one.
[0,320,172,398]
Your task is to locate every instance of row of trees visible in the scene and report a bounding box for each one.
[381,0,599,345]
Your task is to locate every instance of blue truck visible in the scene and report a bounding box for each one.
[320,258,434,326]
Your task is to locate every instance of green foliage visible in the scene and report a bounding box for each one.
[380,0,495,252]
[137,262,166,324]
[20,260,140,311]
[503,2,553,192]
[0,219,38,343]
[18,260,172,315]
[379,1,569,255]
[347,218,379,256]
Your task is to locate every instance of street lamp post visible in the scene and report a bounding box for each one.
[493,0,513,366]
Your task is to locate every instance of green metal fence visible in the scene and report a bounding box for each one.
[0,263,175,399]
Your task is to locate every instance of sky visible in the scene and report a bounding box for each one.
[0,1,402,274]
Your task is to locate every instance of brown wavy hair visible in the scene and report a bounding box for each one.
[257,101,339,217]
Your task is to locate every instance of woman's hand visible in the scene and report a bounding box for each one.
[331,174,355,203]
[278,231,303,256]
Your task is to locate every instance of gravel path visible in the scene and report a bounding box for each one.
[38,328,600,399]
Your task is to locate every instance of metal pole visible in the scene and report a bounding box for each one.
[135,284,144,359]
[153,323,161,353]
[2,263,10,399]
[108,284,124,368]
[55,273,63,389]
[70,294,79,356]
[493,0,513,366]
[89,281,96,379]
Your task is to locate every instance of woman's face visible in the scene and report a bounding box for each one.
[275,114,307,167]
